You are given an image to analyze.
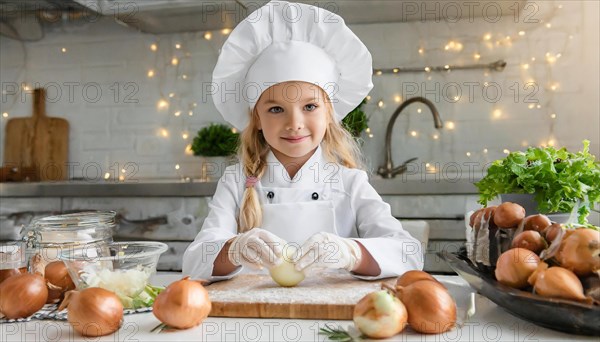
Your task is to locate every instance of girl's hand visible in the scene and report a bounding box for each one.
[228,228,287,270]
[294,232,362,272]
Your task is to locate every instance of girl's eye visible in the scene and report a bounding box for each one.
[268,106,283,113]
[305,104,318,111]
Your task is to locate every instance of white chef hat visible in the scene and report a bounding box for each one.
[211,0,373,131]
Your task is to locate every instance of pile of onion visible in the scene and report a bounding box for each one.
[152,276,212,329]
[59,287,123,337]
[369,270,456,335]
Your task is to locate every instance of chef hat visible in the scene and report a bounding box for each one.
[211,0,373,131]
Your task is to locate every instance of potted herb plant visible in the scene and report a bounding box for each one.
[191,124,239,180]
[475,140,600,224]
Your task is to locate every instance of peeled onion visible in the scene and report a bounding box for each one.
[353,290,407,338]
[527,262,590,302]
[269,246,305,287]
[59,288,123,337]
[495,248,540,289]
[556,228,600,276]
[396,280,456,334]
[511,230,547,254]
[396,270,439,288]
[523,214,551,233]
[493,202,525,228]
[153,276,211,329]
[45,261,75,303]
[0,273,48,319]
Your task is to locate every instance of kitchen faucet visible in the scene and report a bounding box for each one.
[377,97,443,178]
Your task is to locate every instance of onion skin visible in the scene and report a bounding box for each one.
[60,288,123,337]
[556,228,600,276]
[0,273,48,319]
[523,215,551,233]
[152,276,211,329]
[493,202,525,228]
[527,262,591,303]
[396,270,439,288]
[353,290,407,338]
[511,231,547,255]
[470,206,497,229]
[45,261,75,304]
[396,280,456,334]
[495,248,540,289]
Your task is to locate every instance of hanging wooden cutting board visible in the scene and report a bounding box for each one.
[204,272,395,320]
[3,88,69,181]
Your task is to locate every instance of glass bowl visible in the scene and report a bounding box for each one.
[61,241,168,308]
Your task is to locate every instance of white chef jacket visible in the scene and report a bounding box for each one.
[182,145,424,281]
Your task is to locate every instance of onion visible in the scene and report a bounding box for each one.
[396,270,440,288]
[511,231,547,254]
[527,262,591,303]
[396,280,456,334]
[0,273,48,319]
[353,290,407,338]
[493,202,525,228]
[45,261,75,304]
[471,206,497,229]
[556,228,600,276]
[495,248,540,289]
[58,288,123,337]
[152,276,211,329]
[0,268,27,285]
[523,214,551,233]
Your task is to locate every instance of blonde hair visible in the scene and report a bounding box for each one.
[237,87,365,233]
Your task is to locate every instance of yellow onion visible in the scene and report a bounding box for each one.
[396,280,456,334]
[527,262,591,303]
[395,270,440,288]
[59,288,123,337]
[152,276,211,329]
[523,214,551,233]
[493,202,525,228]
[0,273,48,319]
[353,290,407,339]
[511,230,547,255]
[495,248,540,289]
[556,228,600,276]
[45,261,75,304]
[0,268,26,285]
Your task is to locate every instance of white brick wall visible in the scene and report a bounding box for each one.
[0,0,598,179]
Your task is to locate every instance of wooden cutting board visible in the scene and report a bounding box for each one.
[206,271,396,320]
[3,88,69,181]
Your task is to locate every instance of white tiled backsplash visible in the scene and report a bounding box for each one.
[0,0,598,179]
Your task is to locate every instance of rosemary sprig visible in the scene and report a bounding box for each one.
[319,324,362,342]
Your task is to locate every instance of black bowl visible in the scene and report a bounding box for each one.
[438,249,600,336]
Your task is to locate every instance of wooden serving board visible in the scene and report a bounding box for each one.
[3,88,69,181]
[206,271,396,320]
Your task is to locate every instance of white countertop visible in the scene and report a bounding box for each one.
[0,273,596,342]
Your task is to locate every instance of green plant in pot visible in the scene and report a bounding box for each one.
[342,98,369,139]
[475,140,600,224]
[191,124,239,157]
[191,124,239,180]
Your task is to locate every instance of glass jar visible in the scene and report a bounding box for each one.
[25,211,115,264]
[0,241,28,284]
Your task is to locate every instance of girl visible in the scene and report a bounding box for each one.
[183,0,423,281]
